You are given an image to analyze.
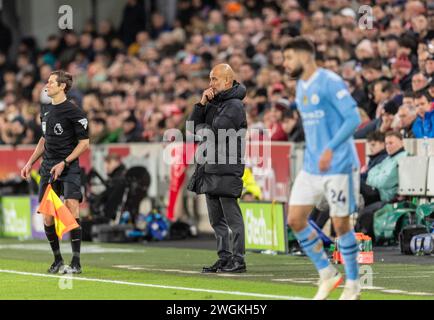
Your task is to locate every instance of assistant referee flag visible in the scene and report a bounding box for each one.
[37,184,79,239]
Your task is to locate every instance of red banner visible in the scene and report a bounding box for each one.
[0,147,91,181]
[166,143,195,221]
[355,141,367,167]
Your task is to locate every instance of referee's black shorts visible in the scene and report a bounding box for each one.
[38,171,83,203]
[39,174,83,202]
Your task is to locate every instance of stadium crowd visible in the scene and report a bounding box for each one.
[0,0,433,147]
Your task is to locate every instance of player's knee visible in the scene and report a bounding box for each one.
[65,199,80,216]
[65,199,78,206]
[287,215,305,232]
[43,216,54,226]
[332,218,351,236]
[287,206,310,232]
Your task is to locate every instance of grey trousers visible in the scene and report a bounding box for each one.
[205,194,245,260]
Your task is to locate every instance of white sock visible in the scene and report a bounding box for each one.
[319,265,337,281]
[345,279,360,289]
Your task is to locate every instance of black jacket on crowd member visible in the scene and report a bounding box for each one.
[97,164,127,221]
[354,118,381,139]
[119,0,147,46]
[361,149,388,183]
[399,71,415,92]
[288,116,305,142]
[103,163,127,220]
[0,20,12,54]
[400,126,416,139]
[358,76,378,119]
[187,82,247,198]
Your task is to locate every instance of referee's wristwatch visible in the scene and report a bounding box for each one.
[63,159,70,167]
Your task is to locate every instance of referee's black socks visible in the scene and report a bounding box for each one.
[70,219,82,265]
[44,224,63,262]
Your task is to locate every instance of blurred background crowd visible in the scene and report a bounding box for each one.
[0,0,433,147]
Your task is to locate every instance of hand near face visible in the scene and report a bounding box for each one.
[200,87,215,105]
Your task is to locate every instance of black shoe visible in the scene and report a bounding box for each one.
[202,258,230,273]
[63,262,82,274]
[47,260,64,274]
[219,258,246,273]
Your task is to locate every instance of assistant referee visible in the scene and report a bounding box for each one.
[21,70,90,274]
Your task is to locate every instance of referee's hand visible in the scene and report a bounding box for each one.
[50,161,65,181]
[20,163,32,181]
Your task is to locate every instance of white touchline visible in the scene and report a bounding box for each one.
[0,269,306,300]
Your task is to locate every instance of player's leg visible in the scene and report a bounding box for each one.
[327,171,361,300]
[62,177,83,274]
[332,216,360,300]
[218,197,246,273]
[39,178,64,273]
[65,199,81,270]
[202,194,232,273]
[289,171,341,300]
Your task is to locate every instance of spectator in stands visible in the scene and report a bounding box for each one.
[281,108,304,142]
[396,104,418,138]
[118,112,143,143]
[119,0,147,46]
[0,18,12,55]
[392,55,414,92]
[429,78,434,98]
[411,72,429,92]
[58,31,80,68]
[397,34,419,69]
[150,13,172,40]
[412,12,431,43]
[357,108,372,130]
[360,59,384,118]
[102,112,123,143]
[267,99,290,141]
[93,153,127,221]
[402,90,414,108]
[16,53,35,82]
[0,0,433,151]
[412,90,434,138]
[372,80,396,119]
[425,54,434,78]
[89,117,107,144]
[354,99,400,139]
[356,131,407,238]
[360,131,388,186]
[0,116,27,146]
[365,131,407,203]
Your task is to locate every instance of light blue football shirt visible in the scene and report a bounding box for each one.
[295,68,361,175]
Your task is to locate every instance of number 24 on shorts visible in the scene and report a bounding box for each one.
[330,189,346,205]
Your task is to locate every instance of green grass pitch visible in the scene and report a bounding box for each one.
[0,239,433,300]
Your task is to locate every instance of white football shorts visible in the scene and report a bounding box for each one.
[289,169,360,217]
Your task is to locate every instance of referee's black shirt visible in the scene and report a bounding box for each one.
[40,99,89,175]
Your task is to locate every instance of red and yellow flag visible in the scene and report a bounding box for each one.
[37,184,79,239]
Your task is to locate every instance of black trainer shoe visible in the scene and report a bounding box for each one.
[63,263,82,274]
[202,258,230,273]
[47,260,64,274]
[219,258,246,273]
